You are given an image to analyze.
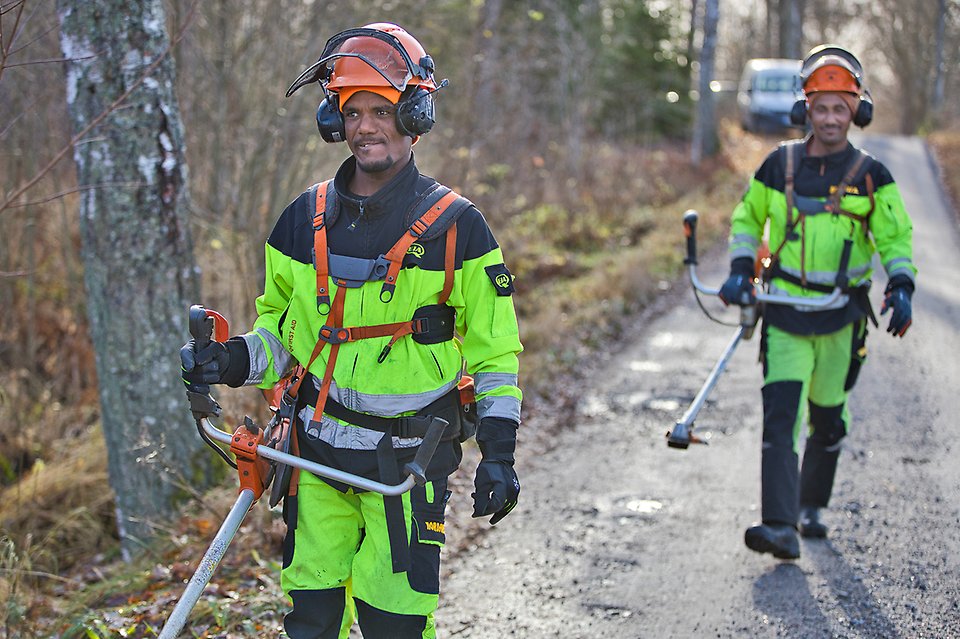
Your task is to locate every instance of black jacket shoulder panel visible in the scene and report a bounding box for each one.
[459,206,500,262]
[754,142,796,192]
[266,189,314,265]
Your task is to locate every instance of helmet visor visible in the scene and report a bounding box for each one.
[286,28,416,97]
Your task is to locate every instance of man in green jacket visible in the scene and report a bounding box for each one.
[719,45,915,560]
[181,23,522,638]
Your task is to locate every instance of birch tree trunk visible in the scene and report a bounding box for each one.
[57,0,217,558]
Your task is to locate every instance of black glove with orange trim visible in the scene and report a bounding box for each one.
[472,417,520,525]
[718,257,756,306]
[880,275,914,338]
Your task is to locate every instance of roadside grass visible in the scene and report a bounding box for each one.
[0,122,776,638]
[927,128,960,222]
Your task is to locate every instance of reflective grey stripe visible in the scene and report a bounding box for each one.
[777,263,871,285]
[884,257,915,280]
[730,246,758,261]
[731,233,760,249]
[299,405,422,451]
[478,394,521,423]
[315,376,459,417]
[474,372,518,395]
[242,328,293,385]
[768,282,850,311]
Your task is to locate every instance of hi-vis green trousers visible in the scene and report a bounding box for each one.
[281,470,450,639]
[759,320,868,527]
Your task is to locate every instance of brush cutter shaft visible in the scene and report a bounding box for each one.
[158,488,256,639]
[201,417,418,496]
[677,325,745,431]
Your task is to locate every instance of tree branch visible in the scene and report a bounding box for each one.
[0,0,199,215]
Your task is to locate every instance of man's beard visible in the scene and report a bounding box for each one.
[356,154,396,174]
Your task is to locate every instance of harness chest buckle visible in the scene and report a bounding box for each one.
[319,325,351,345]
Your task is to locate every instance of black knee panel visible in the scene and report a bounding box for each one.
[285,589,346,639]
[762,381,803,448]
[808,402,846,446]
[356,598,427,638]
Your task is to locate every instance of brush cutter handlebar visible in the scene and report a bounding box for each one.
[682,210,846,309]
[667,211,852,449]
[161,306,448,639]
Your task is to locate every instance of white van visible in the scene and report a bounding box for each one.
[737,58,802,132]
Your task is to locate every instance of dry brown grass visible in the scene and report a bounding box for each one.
[927,128,960,223]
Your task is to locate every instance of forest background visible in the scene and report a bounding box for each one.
[1,0,959,636]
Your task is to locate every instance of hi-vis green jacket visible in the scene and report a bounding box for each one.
[729,139,916,335]
[231,155,522,475]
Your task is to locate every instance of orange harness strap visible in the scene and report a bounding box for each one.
[302,188,462,431]
[313,182,332,314]
[379,189,460,303]
[440,222,457,304]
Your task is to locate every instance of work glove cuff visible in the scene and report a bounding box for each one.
[729,256,755,278]
[884,274,915,298]
[477,417,518,464]
[220,337,251,387]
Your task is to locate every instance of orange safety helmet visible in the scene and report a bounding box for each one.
[789,44,873,128]
[286,23,437,98]
[286,23,444,142]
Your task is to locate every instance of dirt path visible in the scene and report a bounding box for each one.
[436,135,960,638]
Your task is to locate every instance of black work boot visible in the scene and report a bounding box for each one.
[744,523,800,559]
[799,506,828,538]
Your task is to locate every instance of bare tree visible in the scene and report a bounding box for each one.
[692,0,719,166]
[57,0,217,557]
[778,0,805,58]
[869,0,941,133]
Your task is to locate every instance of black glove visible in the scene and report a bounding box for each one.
[880,276,914,338]
[180,339,230,391]
[718,257,756,306]
[472,417,520,525]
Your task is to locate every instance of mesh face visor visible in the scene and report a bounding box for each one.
[286,28,432,98]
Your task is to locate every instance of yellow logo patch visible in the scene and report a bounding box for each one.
[407,243,425,258]
[495,273,511,289]
[425,520,445,534]
[829,184,860,195]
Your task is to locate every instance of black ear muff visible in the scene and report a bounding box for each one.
[395,87,436,138]
[853,91,873,128]
[790,99,808,126]
[316,95,346,143]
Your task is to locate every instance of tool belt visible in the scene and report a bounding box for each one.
[298,374,476,443]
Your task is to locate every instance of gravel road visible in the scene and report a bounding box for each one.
[436,134,960,639]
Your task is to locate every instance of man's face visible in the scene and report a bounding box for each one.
[342,90,412,175]
[808,93,853,149]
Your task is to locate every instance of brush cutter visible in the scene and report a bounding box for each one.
[666,210,851,449]
[159,305,448,639]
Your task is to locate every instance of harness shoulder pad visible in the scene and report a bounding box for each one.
[778,139,805,176]
[406,183,475,242]
[306,180,338,226]
[846,149,875,188]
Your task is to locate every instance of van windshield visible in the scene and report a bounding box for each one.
[755,73,796,92]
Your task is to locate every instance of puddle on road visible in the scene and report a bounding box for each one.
[623,499,663,514]
[643,398,682,412]
[628,359,663,372]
